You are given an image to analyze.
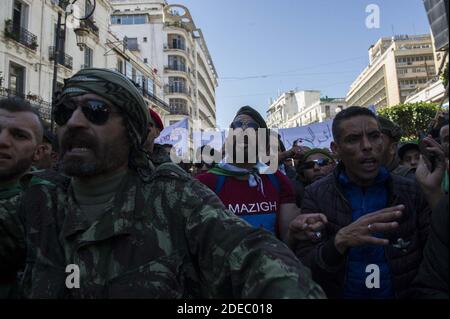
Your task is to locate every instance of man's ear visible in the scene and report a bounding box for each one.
[32,144,47,162]
[390,141,398,157]
[331,141,339,158]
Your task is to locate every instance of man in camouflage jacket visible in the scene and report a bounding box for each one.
[19,68,325,299]
[0,97,47,298]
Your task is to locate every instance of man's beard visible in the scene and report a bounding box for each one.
[0,157,34,182]
[59,129,129,177]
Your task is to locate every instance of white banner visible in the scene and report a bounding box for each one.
[197,120,334,151]
[154,118,189,157]
[157,118,334,160]
[278,120,334,150]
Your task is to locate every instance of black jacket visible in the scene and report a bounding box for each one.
[411,196,449,299]
[295,165,430,299]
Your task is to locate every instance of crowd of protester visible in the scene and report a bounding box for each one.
[0,68,448,299]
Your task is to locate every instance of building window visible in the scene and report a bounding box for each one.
[111,14,147,25]
[146,78,154,95]
[125,61,132,80]
[132,67,136,82]
[169,77,186,93]
[135,69,142,87]
[168,55,186,71]
[126,37,138,51]
[8,62,26,97]
[111,16,121,24]
[143,58,148,63]
[168,34,186,50]
[143,37,147,42]
[13,0,29,30]
[169,98,188,115]
[170,98,187,109]
[83,46,93,68]
[117,59,124,74]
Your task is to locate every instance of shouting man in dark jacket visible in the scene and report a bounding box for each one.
[295,106,430,299]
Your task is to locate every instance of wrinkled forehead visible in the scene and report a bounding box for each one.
[340,115,380,136]
[0,108,39,130]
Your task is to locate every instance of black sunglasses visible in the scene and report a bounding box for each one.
[230,120,259,130]
[301,158,332,170]
[54,99,120,126]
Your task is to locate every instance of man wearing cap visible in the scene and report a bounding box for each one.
[293,148,336,207]
[398,142,420,171]
[378,116,415,179]
[19,69,324,299]
[197,106,301,243]
[143,108,171,166]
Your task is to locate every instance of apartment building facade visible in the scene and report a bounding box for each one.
[109,0,218,132]
[404,31,448,106]
[266,90,346,128]
[0,0,167,124]
[346,34,436,110]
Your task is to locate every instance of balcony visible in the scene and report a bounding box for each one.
[165,21,192,33]
[164,43,186,51]
[165,84,189,95]
[80,19,99,37]
[164,64,187,73]
[169,105,190,116]
[142,88,170,113]
[4,20,38,51]
[48,46,73,69]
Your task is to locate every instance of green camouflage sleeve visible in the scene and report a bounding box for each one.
[179,178,326,299]
[0,194,26,275]
[17,181,68,299]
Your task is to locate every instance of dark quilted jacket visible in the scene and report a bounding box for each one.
[294,165,430,299]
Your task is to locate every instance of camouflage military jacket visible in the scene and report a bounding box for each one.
[1,171,61,298]
[0,184,25,298]
[20,163,325,299]
[149,144,172,166]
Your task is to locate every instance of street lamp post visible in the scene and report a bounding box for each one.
[50,0,96,132]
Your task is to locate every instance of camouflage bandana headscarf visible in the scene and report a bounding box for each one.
[56,68,155,178]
